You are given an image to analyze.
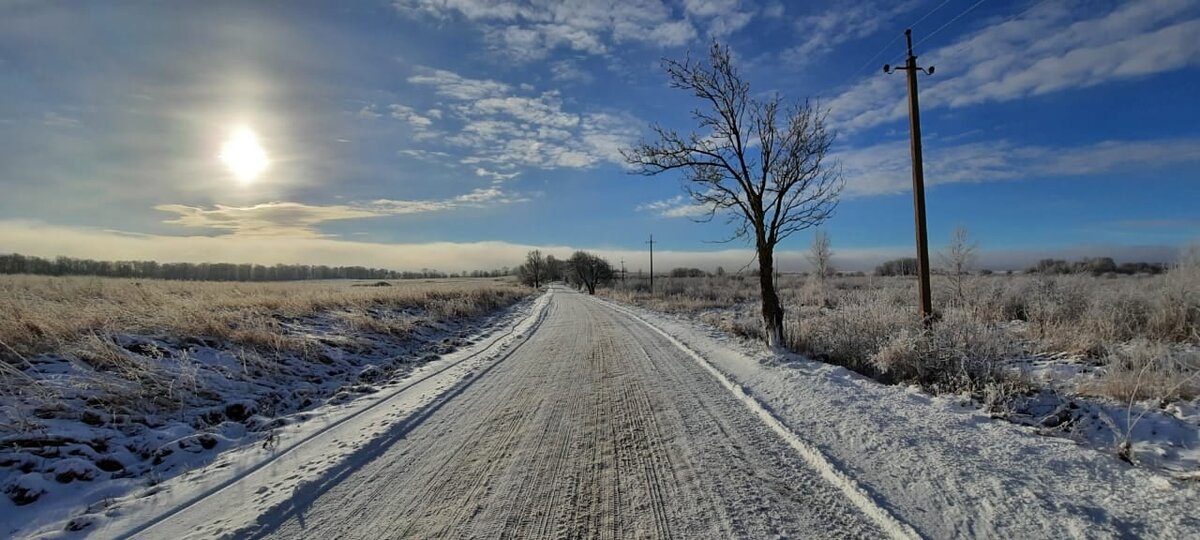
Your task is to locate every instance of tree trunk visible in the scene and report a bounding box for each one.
[757,246,784,349]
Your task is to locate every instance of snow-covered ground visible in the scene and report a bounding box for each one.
[596,297,1200,537]
[703,299,1200,479]
[9,287,1198,538]
[1,293,543,538]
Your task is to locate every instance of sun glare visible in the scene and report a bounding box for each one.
[219,126,268,183]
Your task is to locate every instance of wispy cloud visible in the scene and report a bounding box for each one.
[0,220,1181,273]
[636,195,712,218]
[474,167,520,182]
[407,67,512,100]
[837,136,1200,196]
[393,0,748,61]
[782,1,919,67]
[406,66,639,169]
[830,0,1200,131]
[1114,218,1200,230]
[156,185,528,237]
[42,111,81,127]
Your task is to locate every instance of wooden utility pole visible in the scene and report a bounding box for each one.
[620,259,626,283]
[885,29,935,324]
[646,234,656,294]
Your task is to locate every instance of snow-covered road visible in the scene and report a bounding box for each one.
[240,286,897,538]
[101,284,1197,540]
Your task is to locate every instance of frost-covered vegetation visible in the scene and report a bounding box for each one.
[602,253,1200,474]
[0,276,529,508]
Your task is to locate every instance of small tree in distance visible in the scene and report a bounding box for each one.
[807,230,834,281]
[517,250,546,288]
[938,225,976,303]
[623,41,843,347]
[877,258,919,276]
[567,251,614,294]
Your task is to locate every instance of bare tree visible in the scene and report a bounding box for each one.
[938,225,976,304]
[518,250,545,289]
[567,251,614,295]
[807,229,834,281]
[622,42,843,347]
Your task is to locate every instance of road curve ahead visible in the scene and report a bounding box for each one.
[258,286,885,539]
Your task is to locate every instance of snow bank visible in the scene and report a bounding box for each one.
[598,297,1200,539]
[1,292,546,538]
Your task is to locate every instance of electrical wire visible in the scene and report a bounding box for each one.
[838,0,956,87]
[912,0,991,50]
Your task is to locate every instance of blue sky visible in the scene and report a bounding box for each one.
[1,0,1198,272]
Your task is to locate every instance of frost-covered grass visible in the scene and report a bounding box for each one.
[0,275,530,510]
[601,257,1200,474]
[604,258,1200,401]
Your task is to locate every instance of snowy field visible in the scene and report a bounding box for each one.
[601,268,1200,480]
[0,276,531,536]
[3,281,1197,538]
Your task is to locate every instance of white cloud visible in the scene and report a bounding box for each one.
[829,0,1200,131]
[388,104,435,129]
[407,67,511,100]
[156,202,386,237]
[467,94,579,128]
[407,66,640,170]
[647,19,698,45]
[42,111,81,127]
[837,136,1200,196]
[762,1,783,19]
[782,1,918,67]
[474,167,520,182]
[356,104,383,120]
[549,59,595,83]
[398,148,452,161]
[155,184,528,237]
[636,194,712,218]
[393,0,752,61]
[0,220,1180,273]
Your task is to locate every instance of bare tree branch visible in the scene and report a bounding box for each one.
[623,40,844,347]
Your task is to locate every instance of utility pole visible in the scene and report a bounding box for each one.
[620,259,626,283]
[646,234,656,295]
[885,28,935,325]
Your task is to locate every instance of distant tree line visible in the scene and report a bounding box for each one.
[876,258,920,276]
[0,253,512,282]
[1026,257,1166,276]
[515,250,614,294]
[874,255,1167,277]
[669,267,708,278]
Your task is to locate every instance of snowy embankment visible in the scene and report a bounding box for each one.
[2,291,546,539]
[598,297,1200,538]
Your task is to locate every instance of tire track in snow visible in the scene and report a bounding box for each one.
[120,291,555,540]
[249,288,890,539]
[596,297,923,540]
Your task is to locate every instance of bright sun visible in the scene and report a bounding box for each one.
[219,126,268,183]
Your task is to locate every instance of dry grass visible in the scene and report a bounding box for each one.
[0,275,530,416]
[602,254,1200,402]
[0,275,527,360]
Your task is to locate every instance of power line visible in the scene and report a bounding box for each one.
[883,0,991,68]
[839,0,956,89]
[942,0,1052,51]
[908,0,956,31]
[911,0,990,50]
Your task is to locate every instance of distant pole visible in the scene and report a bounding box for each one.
[885,29,935,325]
[620,259,626,283]
[646,234,656,294]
